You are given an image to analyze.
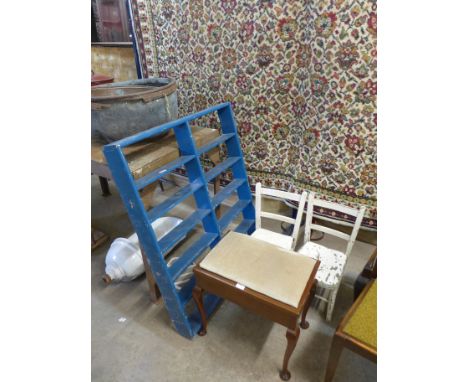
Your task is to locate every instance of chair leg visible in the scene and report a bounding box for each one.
[326,288,339,322]
[192,286,208,336]
[279,326,300,381]
[324,335,345,382]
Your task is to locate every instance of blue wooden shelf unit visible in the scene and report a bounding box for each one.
[103,103,255,338]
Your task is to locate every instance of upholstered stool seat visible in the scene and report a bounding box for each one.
[200,231,317,308]
[297,242,347,289]
[251,228,294,250]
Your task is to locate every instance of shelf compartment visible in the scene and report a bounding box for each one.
[157,209,210,255]
[196,133,235,155]
[134,155,195,191]
[147,180,203,223]
[218,199,250,233]
[204,157,240,183]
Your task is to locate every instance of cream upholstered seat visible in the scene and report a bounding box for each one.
[252,183,307,251]
[200,232,317,308]
[297,192,366,321]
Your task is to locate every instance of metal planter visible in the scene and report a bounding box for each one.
[91,77,178,143]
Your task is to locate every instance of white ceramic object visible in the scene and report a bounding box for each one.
[167,257,196,290]
[103,217,183,284]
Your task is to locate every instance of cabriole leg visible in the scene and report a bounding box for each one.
[300,281,317,329]
[280,326,300,381]
[193,286,208,336]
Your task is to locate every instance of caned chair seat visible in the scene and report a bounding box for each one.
[297,242,347,288]
[251,228,294,250]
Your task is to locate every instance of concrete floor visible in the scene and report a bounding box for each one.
[92,176,377,382]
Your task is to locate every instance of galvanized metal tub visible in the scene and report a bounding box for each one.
[91,78,178,143]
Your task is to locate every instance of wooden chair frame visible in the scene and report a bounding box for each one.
[304,192,365,258]
[302,192,366,321]
[255,183,307,250]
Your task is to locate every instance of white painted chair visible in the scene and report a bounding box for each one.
[251,183,307,250]
[297,192,366,321]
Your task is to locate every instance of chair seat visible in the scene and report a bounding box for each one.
[342,280,377,349]
[297,242,347,288]
[251,228,293,250]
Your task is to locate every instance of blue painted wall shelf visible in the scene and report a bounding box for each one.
[103,103,255,338]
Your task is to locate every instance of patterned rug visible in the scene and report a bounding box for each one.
[129,0,377,229]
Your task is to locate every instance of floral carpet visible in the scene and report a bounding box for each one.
[130,0,377,229]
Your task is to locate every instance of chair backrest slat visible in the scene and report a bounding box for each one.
[304,192,366,257]
[260,211,296,225]
[260,187,305,202]
[255,183,307,250]
[312,198,360,216]
[309,224,350,241]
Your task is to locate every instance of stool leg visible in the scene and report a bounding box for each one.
[300,281,317,329]
[280,326,300,381]
[193,286,208,336]
[141,249,161,304]
[98,176,111,196]
[324,335,345,382]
